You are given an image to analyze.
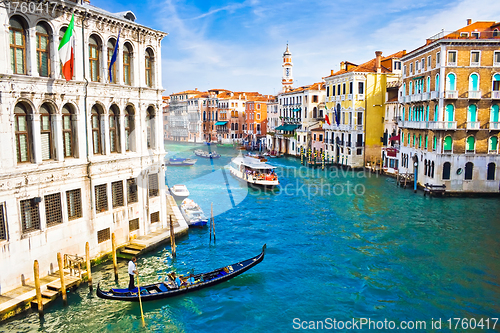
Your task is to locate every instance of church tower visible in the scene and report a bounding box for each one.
[282,44,293,92]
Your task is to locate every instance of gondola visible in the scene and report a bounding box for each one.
[96,244,266,302]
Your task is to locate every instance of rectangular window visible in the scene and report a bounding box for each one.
[470,51,480,66]
[421,59,425,71]
[460,32,469,38]
[358,82,364,95]
[36,30,50,77]
[111,181,124,208]
[410,63,413,74]
[436,52,441,67]
[95,184,108,213]
[66,189,82,220]
[403,65,407,77]
[150,211,160,223]
[342,83,346,95]
[471,32,480,39]
[427,56,431,68]
[45,193,62,227]
[447,51,457,66]
[20,198,40,233]
[89,42,99,82]
[127,178,138,203]
[0,203,7,240]
[148,174,159,197]
[10,25,26,74]
[495,51,500,66]
[129,218,140,232]
[415,61,419,71]
[97,228,110,244]
[62,113,73,157]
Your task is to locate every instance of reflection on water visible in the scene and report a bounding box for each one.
[3,142,500,332]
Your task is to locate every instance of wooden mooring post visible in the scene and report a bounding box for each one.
[169,215,176,258]
[57,252,67,306]
[33,260,43,318]
[112,233,118,281]
[86,242,92,291]
[211,203,216,242]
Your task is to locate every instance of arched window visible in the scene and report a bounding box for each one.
[109,105,120,153]
[62,104,75,158]
[123,43,132,85]
[466,136,475,152]
[442,162,451,180]
[431,161,435,178]
[313,107,317,118]
[107,38,117,83]
[433,136,437,151]
[89,35,101,82]
[40,103,54,160]
[424,159,428,176]
[443,135,452,152]
[147,106,155,149]
[9,16,27,74]
[203,111,206,121]
[235,123,239,130]
[435,74,440,91]
[59,26,67,77]
[91,105,103,154]
[446,73,456,91]
[231,123,234,130]
[427,76,431,92]
[434,105,438,121]
[468,104,477,123]
[419,134,422,148]
[445,104,454,122]
[425,135,428,149]
[465,162,474,180]
[14,103,31,162]
[487,163,496,180]
[145,48,154,87]
[36,22,51,77]
[489,136,498,152]
[494,29,500,37]
[403,83,406,96]
[491,105,499,125]
[326,86,330,97]
[409,82,413,95]
[493,74,500,92]
[124,105,135,152]
[469,73,479,91]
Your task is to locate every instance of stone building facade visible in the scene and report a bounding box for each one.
[0,0,170,293]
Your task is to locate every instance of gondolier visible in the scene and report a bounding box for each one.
[128,257,138,290]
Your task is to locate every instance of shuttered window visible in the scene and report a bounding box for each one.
[20,199,40,233]
[67,189,82,220]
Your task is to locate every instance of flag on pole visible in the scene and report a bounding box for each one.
[108,28,121,83]
[58,14,75,81]
[325,113,331,125]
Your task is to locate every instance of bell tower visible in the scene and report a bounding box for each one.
[282,44,293,92]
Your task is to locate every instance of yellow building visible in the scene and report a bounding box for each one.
[323,51,405,168]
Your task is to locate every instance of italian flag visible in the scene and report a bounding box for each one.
[58,14,75,81]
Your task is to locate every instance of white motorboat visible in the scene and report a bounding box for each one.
[170,185,190,201]
[229,156,279,187]
[180,199,208,227]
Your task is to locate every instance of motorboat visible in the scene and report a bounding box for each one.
[194,149,221,159]
[229,156,279,187]
[166,157,197,166]
[180,199,208,227]
[170,185,190,201]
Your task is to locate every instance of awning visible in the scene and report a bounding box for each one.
[292,108,301,112]
[276,124,300,131]
[214,121,228,126]
[389,135,400,141]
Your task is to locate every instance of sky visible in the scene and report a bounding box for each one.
[91,0,500,96]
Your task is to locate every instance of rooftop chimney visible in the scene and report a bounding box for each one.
[467,19,472,25]
[340,61,345,70]
[195,87,198,91]
[375,51,382,73]
[331,69,334,75]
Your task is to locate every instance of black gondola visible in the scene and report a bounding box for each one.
[96,244,266,302]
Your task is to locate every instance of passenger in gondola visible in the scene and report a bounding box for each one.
[187,273,195,285]
[171,272,185,288]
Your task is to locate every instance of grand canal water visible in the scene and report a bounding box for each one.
[2,142,500,332]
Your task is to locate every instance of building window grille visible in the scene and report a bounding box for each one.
[150,211,160,223]
[45,193,62,227]
[15,103,31,163]
[89,35,100,82]
[67,189,82,220]
[40,104,53,160]
[149,174,159,197]
[9,17,26,74]
[95,184,108,213]
[112,181,124,208]
[62,105,74,157]
[20,198,40,233]
[127,178,138,203]
[129,218,139,231]
[97,228,110,243]
[36,23,50,77]
[0,204,7,240]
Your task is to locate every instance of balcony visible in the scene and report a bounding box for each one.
[468,90,481,99]
[466,121,480,130]
[411,94,422,102]
[341,96,345,101]
[357,94,365,101]
[490,122,500,130]
[430,91,440,99]
[422,92,430,100]
[400,121,457,130]
[348,94,353,100]
[445,90,458,99]
[491,91,500,99]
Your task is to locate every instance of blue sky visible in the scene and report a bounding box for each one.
[91,0,500,96]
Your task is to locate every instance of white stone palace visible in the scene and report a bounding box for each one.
[0,0,170,293]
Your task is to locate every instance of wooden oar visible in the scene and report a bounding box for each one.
[136,265,146,327]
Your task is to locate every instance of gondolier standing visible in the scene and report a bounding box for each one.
[128,257,138,290]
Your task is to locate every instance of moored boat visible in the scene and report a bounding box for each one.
[96,244,266,302]
[166,157,197,166]
[229,156,279,187]
[180,198,208,227]
[170,185,190,201]
[194,149,221,159]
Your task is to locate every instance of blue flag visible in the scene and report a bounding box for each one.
[108,28,120,83]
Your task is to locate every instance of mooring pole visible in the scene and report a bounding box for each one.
[57,252,67,306]
[169,215,176,258]
[85,242,92,291]
[211,203,216,242]
[112,233,118,281]
[34,260,44,318]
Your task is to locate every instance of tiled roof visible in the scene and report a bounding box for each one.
[171,90,202,95]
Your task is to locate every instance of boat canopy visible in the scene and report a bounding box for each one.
[233,156,277,170]
[215,121,228,126]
